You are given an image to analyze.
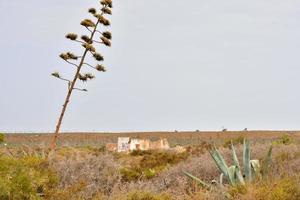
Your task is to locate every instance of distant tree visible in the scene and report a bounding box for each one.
[50,0,113,151]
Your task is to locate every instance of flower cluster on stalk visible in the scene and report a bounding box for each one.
[52,0,113,90]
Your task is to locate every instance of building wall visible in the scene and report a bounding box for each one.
[129,139,140,151]
[117,137,130,152]
[117,137,169,152]
[150,138,170,150]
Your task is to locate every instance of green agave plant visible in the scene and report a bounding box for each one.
[184,139,273,188]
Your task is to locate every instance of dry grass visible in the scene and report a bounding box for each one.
[49,142,300,199]
[1,133,300,199]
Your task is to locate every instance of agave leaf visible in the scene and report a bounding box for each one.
[235,166,245,185]
[209,146,229,178]
[183,171,210,188]
[231,141,240,168]
[219,173,224,186]
[231,142,245,184]
[243,139,252,182]
[227,166,237,186]
[262,145,273,178]
[250,159,261,179]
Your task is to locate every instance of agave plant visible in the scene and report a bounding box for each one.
[184,139,273,188]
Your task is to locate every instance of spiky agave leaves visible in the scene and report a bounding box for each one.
[78,73,95,82]
[243,139,251,182]
[101,0,113,8]
[184,140,273,189]
[80,19,96,27]
[65,33,78,40]
[262,145,273,178]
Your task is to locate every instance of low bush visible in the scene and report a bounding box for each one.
[140,151,188,169]
[273,134,294,145]
[120,167,142,182]
[127,191,171,200]
[120,151,188,182]
[0,155,58,200]
[230,177,300,200]
[256,177,300,200]
[0,133,4,144]
[130,150,153,156]
[223,135,244,148]
[186,141,213,156]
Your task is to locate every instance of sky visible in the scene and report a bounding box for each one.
[1,0,300,133]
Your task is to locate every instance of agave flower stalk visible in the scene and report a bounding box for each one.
[50,0,113,151]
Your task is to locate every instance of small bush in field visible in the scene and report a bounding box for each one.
[120,167,142,182]
[273,134,294,145]
[186,141,213,156]
[223,135,244,148]
[144,169,156,179]
[252,177,300,200]
[0,155,58,199]
[228,184,248,198]
[0,133,4,144]
[130,150,153,156]
[120,151,188,182]
[140,151,188,169]
[127,191,171,200]
[275,152,293,164]
[45,181,87,200]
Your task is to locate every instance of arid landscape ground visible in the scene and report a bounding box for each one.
[1,131,300,200]
[5,130,300,147]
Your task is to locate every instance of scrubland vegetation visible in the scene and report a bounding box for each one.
[1,132,300,199]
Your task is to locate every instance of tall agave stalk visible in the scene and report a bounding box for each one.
[184,139,273,188]
[50,0,113,151]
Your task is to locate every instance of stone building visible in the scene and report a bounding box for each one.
[113,137,170,152]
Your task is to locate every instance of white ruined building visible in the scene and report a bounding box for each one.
[117,137,130,152]
[116,137,170,152]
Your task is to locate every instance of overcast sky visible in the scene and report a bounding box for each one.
[1,0,300,133]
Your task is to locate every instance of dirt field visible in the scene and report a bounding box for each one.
[5,130,300,147]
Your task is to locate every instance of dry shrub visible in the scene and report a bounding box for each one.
[223,135,245,148]
[272,134,294,145]
[119,150,189,182]
[50,150,121,199]
[186,141,213,156]
[229,176,300,200]
[0,133,4,143]
[0,154,58,200]
[2,139,300,200]
[127,191,171,200]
